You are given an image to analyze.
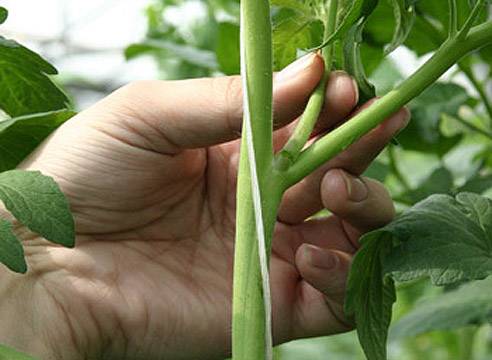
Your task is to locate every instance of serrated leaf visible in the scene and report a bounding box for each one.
[0,344,36,360]
[0,7,7,25]
[385,193,492,284]
[390,276,492,339]
[385,0,415,54]
[216,22,240,75]
[0,219,26,273]
[0,110,75,171]
[0,37,70,117]
[125,40,219,70]
[347,192,492,359]
[345,233,396,360]
[0,170,75,247]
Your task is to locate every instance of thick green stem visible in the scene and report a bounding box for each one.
[282,21,492,187]
[276,0,338,168]
[232,0,278,359]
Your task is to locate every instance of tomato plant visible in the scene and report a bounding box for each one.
[0,1,492,359]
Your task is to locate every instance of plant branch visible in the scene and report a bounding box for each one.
[276,0,338,169]
[282,21,492,187]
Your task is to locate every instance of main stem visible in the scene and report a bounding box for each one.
[233,0,280,359]
[282,21,492,187]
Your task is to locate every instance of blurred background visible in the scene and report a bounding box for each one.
[2,1,491,359]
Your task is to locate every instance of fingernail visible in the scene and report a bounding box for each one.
[402,107,411,125]
[276,53,317,83]
[341,171,368,202]
[305,245,337,270]
[332,71,359,105]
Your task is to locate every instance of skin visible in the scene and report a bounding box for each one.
[0,53,409,360]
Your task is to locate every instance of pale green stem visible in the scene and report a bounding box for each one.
[276,0,338,169]
[232,0,278,359]
[282,21,492,187]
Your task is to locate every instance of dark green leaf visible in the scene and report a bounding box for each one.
[385,0,415,54]
[0,344,36,360]
[343,18,376,103]
[385,193,492,285]
[345,233,396,360]
[458,173,492,194]
[318,0,379,49]
[364,160,391,182]
[0,7,7,25]
[0,219,26,273]
[125,40,219,70]
[0,170,75,247]
[390,276,492,338]
[397,83,469,156]
[216,22,240,75]
[0,37,70,117]
[0,110,75,171]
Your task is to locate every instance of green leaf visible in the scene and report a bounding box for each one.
[397,82,468,156]
[0,7,8,25]
[0,110,75,171]
[458,172,492,194]
[0,37,70,117]
[345,233,396,360]
[385,0,415,54]
[125,40,219,70]
[385,193,492,285]
[270,0,311,14]
[216,22,240,75]
[347,192,492,359]
[0,170,75,247]
[0,219,26,273]
[272,8,319,70]
[342,18,376,103]
[0,344,36,360]
[390,276,492,338]
[318,0,380,48]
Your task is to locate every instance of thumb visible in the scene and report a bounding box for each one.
[105,53,324,151]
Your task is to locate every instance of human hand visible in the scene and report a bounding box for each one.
[0,53,409,359]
